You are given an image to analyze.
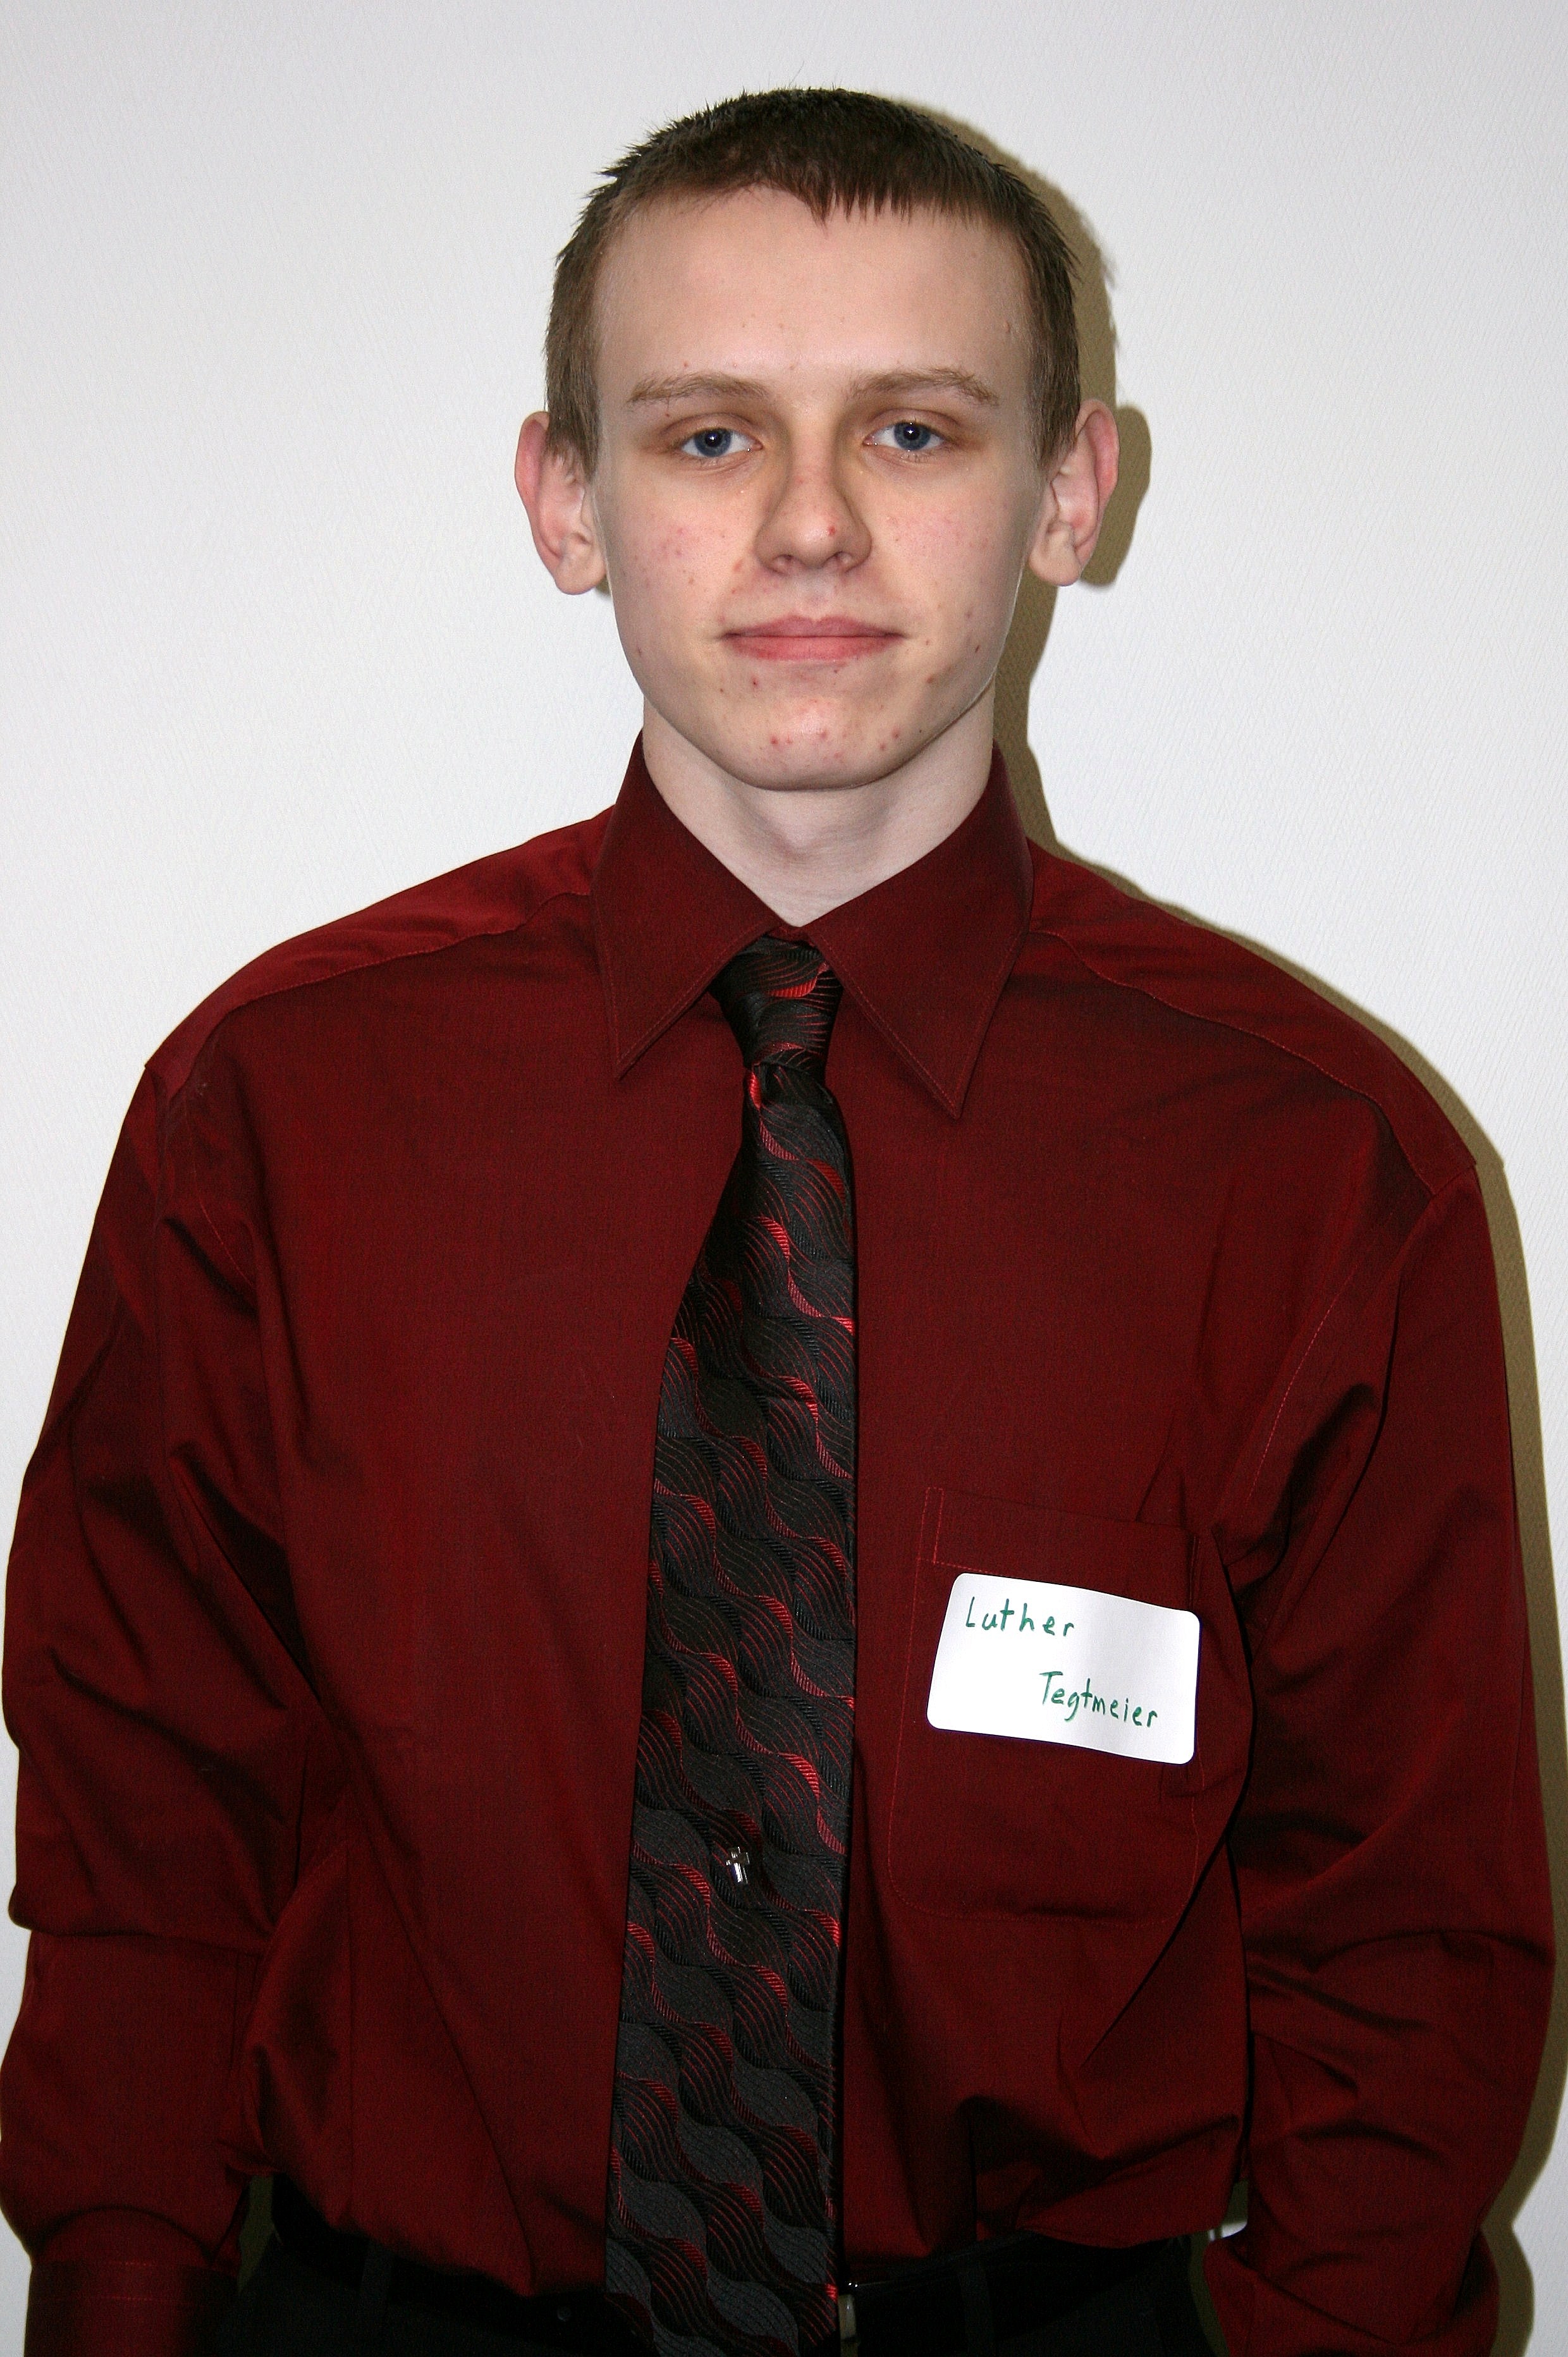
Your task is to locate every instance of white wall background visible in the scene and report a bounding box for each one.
[3,3,1564,2349]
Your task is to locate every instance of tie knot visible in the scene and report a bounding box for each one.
[711,935,843,1077]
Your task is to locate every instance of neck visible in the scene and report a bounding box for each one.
[640,696,997,926]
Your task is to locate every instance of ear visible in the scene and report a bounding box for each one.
[514,412,607,593]
[1025,401,1120,587]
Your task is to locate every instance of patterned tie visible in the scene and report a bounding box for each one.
[605,934,857,2357]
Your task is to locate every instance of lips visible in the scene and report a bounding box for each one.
[724,616,899,663]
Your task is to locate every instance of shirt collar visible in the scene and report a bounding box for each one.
[590,737,1035,1118]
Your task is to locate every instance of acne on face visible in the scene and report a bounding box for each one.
[584,188,1051,795]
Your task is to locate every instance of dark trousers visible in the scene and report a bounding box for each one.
[219,2229,1216,2357]
[219,2238,536,2354]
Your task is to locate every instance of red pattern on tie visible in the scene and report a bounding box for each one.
[606,936,856,2357]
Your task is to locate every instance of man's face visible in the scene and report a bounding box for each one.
[564,190,1060,795]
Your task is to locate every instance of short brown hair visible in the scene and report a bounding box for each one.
[545,89,1079,474]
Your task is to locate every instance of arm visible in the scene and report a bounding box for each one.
[2,1065,338,2355]
[1206,1171,1553,2354]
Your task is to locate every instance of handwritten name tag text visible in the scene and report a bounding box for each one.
[928,1571,1199,1764]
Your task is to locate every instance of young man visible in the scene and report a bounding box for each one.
[1,87,1550,2357]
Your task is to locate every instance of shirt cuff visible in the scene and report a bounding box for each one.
[1205,2232,1498,2356]
[24,2259,235,2357]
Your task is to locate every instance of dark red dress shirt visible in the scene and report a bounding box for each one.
[2,745,1551,2357]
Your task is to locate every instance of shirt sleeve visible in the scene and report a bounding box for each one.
[1,1064,337,2356]
[1205,1168,1553,2356]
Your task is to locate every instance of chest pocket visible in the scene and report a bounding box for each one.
[888,1486,1218,1919]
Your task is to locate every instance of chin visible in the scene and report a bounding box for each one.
[718,706,924,793]
[718,738,888,794]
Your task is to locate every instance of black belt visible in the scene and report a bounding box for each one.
[271,2177,1194,2356]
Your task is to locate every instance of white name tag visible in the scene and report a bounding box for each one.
[926,1573,1199,1765]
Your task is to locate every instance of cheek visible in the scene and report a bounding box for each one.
[891,510,1027,662]
[887,498,1024,599]
[617,517,736,613]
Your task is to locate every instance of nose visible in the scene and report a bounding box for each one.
[753,437,871,573]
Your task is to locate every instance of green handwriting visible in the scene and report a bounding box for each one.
[1039,1668,1157,1730]
[964,1594,1074,1639]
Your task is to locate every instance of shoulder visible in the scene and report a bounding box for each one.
[147,807,610,1108]
[1023,843,1471,1200]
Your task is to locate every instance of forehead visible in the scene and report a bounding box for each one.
[594,188,1033,404]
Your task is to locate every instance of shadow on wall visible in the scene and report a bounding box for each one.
[935,111,1564,2357]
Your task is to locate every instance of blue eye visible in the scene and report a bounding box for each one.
[680,427,750,459]
[873,420,943,452]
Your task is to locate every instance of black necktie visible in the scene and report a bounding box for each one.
[605,934,857,2357]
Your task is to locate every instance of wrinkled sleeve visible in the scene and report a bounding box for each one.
[1,1063,334,2354]
[1206,1169,1554,2355]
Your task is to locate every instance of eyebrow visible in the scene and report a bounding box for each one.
[625,367,1001,410]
